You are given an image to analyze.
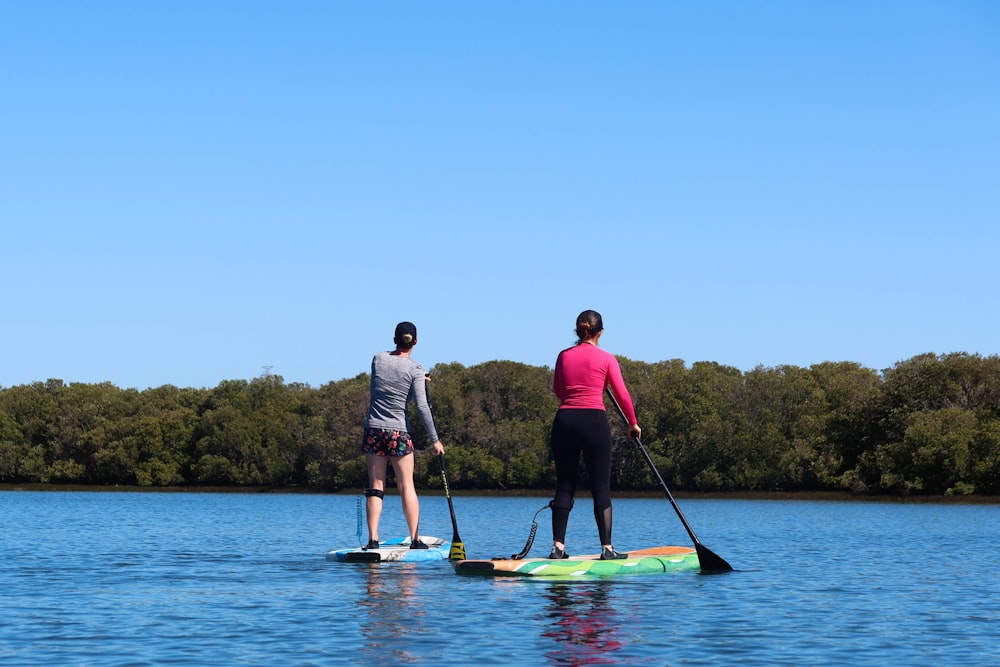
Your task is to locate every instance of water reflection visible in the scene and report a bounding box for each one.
[541,582,624,666]
[356,564,425,662]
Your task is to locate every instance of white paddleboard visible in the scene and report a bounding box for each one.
[326,536,450,563]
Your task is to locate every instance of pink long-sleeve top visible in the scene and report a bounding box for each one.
[553,343,638,425]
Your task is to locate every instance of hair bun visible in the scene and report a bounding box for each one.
[574,310,604,341]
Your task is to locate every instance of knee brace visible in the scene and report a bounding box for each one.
[365,488,384,499]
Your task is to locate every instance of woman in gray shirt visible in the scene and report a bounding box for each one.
[362,321,445,550]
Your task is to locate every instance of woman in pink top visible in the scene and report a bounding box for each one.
[549,310,641,560]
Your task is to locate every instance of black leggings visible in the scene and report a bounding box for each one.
[550,408,614,546]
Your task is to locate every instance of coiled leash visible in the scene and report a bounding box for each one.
[356,493,363,547]
[509,502,552,560]
[357,488,385,548]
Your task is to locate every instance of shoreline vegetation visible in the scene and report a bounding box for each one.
[2,352,999,497]
[3,483,998,505]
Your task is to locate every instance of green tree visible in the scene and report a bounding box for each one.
[193,381,264,485]
[808,361,883,491]
[665,362,751,491]
[311,373,370,489]
[970,418,1000,494]
[876,408,977,494]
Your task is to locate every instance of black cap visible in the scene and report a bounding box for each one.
[394,321,417,346]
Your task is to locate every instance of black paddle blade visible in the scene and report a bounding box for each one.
[696,543,733,573]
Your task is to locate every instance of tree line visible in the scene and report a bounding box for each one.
[1,352,998,496]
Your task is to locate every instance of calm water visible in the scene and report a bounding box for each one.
[1,489,997,666]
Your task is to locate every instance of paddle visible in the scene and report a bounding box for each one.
[605,388,733,573]
[423,375,466,561]
[438,453,467,561]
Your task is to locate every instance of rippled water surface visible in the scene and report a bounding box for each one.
[2,490,997,666]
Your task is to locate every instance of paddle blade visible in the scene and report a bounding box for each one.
[696,543,733,573]
[438,454,466,561]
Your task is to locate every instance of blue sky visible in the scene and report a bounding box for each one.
[3,1,998,390]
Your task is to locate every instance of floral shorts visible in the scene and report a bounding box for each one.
[363,427,415,457]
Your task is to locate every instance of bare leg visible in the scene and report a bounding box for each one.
[366,455,388,543]
[391,453,420,541]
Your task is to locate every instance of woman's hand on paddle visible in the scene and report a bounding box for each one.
[628,423,642,439]
[431,440,445,455]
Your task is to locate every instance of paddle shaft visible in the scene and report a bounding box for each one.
[424,377,466,560]
[438,454,466,559]
[605,388,733,572]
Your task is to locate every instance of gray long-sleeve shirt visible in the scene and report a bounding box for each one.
[364,351,439,445]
